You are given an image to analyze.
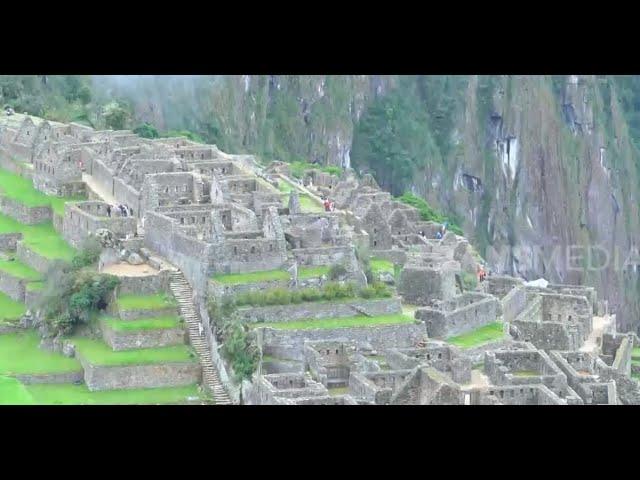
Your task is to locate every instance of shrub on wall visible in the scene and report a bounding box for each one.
[207,298,258,382]
[234,281,390,307]
[37,243,119,336]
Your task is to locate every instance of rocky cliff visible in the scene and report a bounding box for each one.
[91,75,640,332]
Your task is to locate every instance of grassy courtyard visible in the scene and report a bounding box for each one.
[446,322,505,349]
[0,331,82,375]
[0,293,27,324]
[72,337,195,366]
[253,313,414,331]
[116,293,177,311]
[103,315,182,332]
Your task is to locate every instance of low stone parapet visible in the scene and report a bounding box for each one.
[0,196,52,225]
[100,320,186,351]
[238,298,402,323]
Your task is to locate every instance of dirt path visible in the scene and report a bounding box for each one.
[82,173,118,205]
[580,314,614,354]
[101,262,159,277]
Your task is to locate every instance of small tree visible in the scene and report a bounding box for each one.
[103,104,129,130]
[133,122,160,139]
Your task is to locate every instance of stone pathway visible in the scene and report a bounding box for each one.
[580,314,614,354]
[82,172,117,205]
[169,270,232,405]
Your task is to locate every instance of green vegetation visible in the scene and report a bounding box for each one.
[288,160,342,179]
[26,281,44,292]
[208,299,258,382]
[632,347,640,360]
[116,294,177,311]
[460,272,478,291]
[298,194,324,213]
[351,78,441,195]
[370,258,394,275]
[25,383,202,405]
[328,386,349,396]
[299,265,330,279]
[39,268,120,336]
[0,331,81,374]
[513,371,540,377]
[328,263,348,280]
[234,281,391,307]
[72,337,194,366]
[163,130,205,143]
[212,269,289,285]
[397,192,463,235]
[446,322,504,349]
[103,316,182,332]
[0,258,42,281]
[0,376,35,405]
[133,122,160,139]
[0,292,26,323]
[0,168,82,216]
[254,313,414,331]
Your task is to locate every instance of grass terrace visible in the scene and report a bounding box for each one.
[632,348,640,361]
[446,322,505,349]
[116,294,177,311]
[0,293,27,324]
[24,383,203,405]
[252,313,414,331]
[0,258,43,281]
[328,386,349,396]
[72,337,194,366]
[0,331,81,375]
[103,316,182,332]
[26,281,44,292]
[0,376,35,405]
[0,168,83,216]
[370,258,395,275]
[0,214,76,261]
[298,265,330,279]
[212,269,289,285]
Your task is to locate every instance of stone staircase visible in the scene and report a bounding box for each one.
[169,270,233,405]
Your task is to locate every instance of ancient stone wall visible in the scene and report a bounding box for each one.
[0,270,26,302]
[0,233,23,251]
[101,321,186,351]
[237,298,402,323]
[79,355,201,391]
[0,196,52,225]
[416,294,500,338]
[260,322,426,362]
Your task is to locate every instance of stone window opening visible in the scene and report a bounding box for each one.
[557,314,561,321]
[269,244,273,251]
[180,218,185,225]
[373,240,377,247]
[202,217,206,224]
[165,187,169,193]
[427,354,431,360]
[499,390,504,398]
[233,246,237,254]
[335,349,339,354]
[251,246,256,254]
[568,315,572,322]
[438,353,442,359]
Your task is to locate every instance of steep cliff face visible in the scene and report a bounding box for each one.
[92,75,640,331]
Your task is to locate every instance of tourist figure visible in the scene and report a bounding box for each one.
[198,322,204,337]
[106,205,112,217]
[323,198,331,212]
[435,229,443,240]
